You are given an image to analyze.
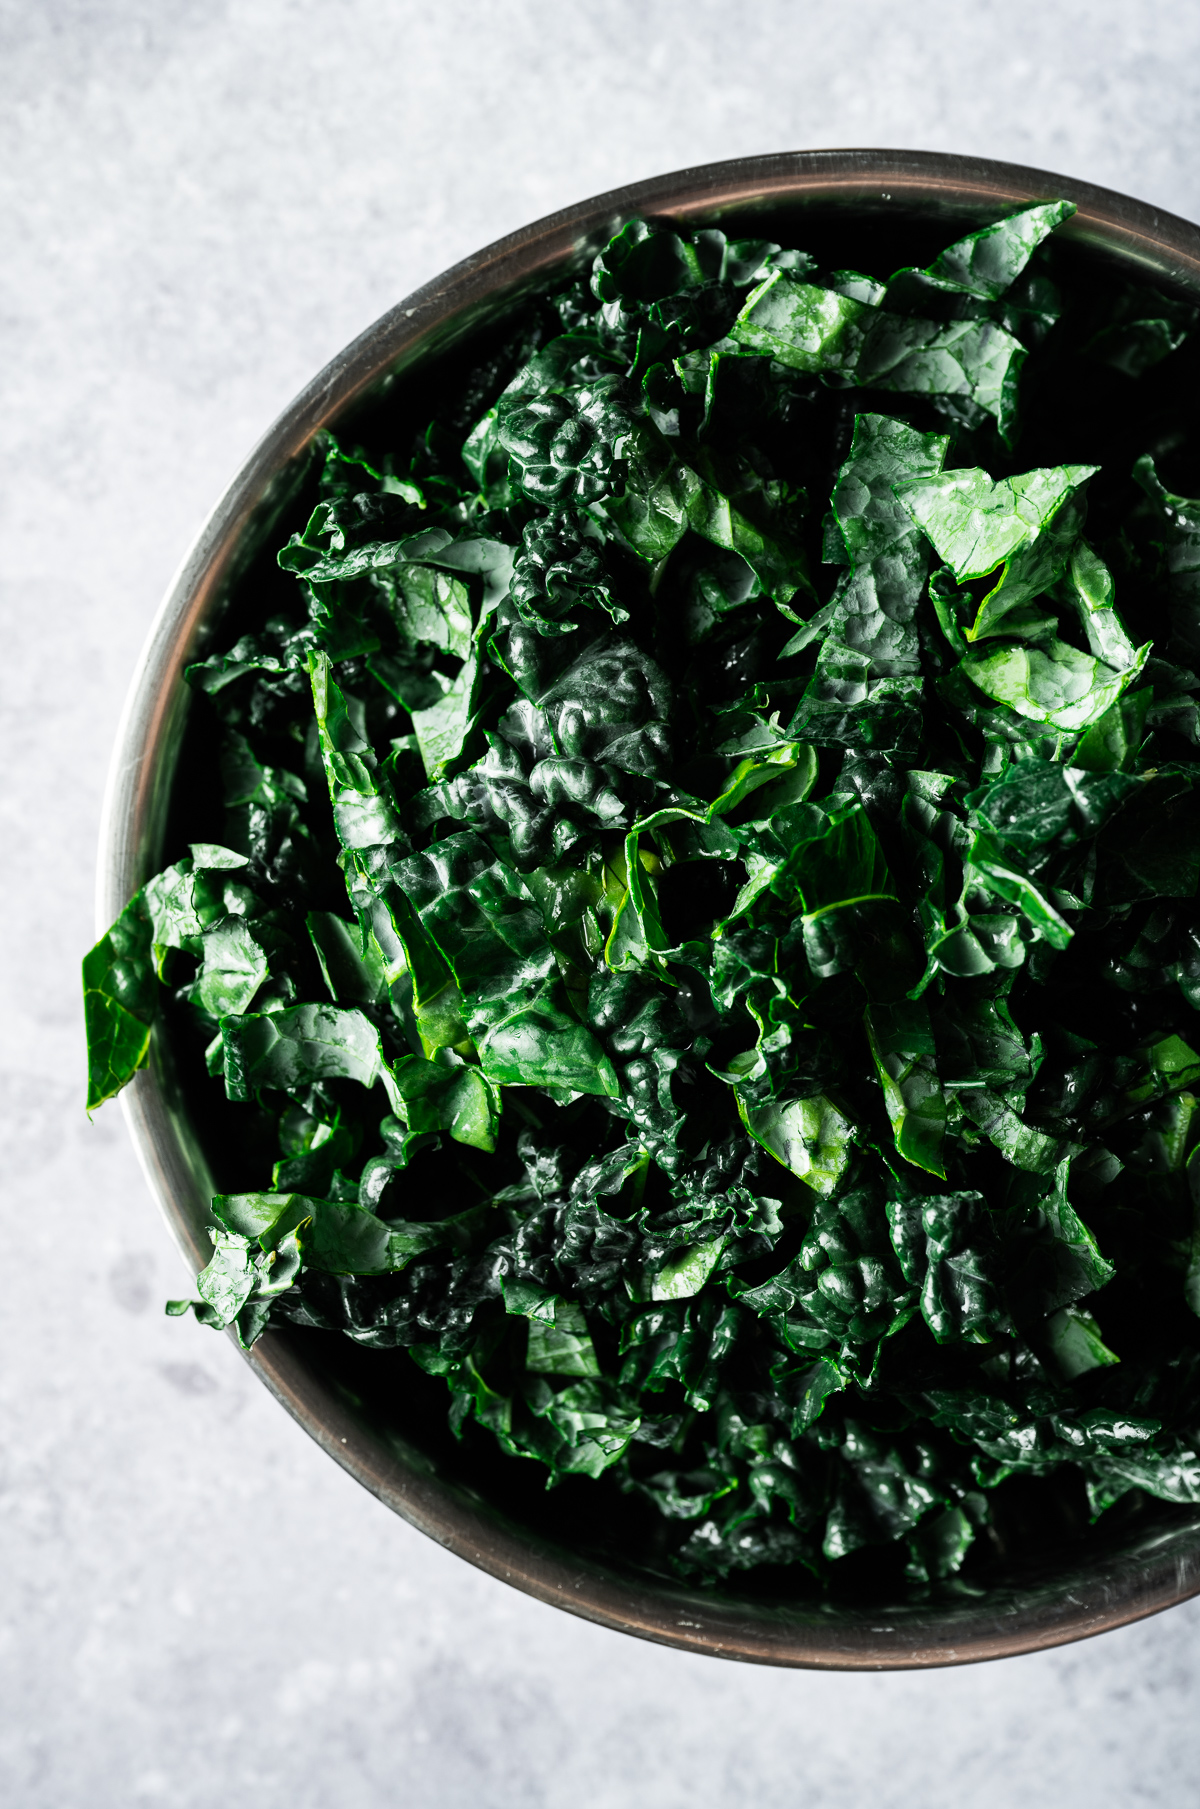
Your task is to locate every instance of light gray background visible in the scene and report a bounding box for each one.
[4,2,1200,1803]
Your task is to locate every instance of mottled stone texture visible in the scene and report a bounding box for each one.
[3,3,1200,1803]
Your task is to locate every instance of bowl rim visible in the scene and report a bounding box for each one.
[99,146,1200,1670]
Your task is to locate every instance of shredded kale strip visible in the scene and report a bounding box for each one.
[88,201,1200,1590]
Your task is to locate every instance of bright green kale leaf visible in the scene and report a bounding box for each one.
[896,463,1098,639]
[410,651,482,781]
[885,201,1075,308]
[1062,541,1141,670]
[730,273,1027,439]
[730,275,871,371]
[307,652,471,1057]
[953,636,1148,735]
[380,563,473,659]
[220,1002,399,1106]
[738,1094,855,1195]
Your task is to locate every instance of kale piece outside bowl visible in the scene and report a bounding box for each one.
[97,149,1200,1669]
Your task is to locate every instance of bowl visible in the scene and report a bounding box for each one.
[99,148,1200,1669]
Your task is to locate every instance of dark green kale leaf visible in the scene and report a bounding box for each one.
[490,334,813,616]
[390,830,619,1099]
[787,413,949,753]
[84,844,277,1109]
[1086,284,1199,378]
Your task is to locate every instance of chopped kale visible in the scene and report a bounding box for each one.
[88,202,1200,1594]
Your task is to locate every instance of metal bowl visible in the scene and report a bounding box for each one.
[99,148,1200,1668]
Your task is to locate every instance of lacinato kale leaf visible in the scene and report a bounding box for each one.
[787,413,948,753]
[885,201,1075,312]
[730,271,1029,443]
[85,844,278,1109]
[91,199,1200,1592]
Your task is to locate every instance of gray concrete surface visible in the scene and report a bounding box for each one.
[4,2,1200,1802]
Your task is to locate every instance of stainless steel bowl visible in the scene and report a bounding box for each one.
[99,148,1200,1669]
